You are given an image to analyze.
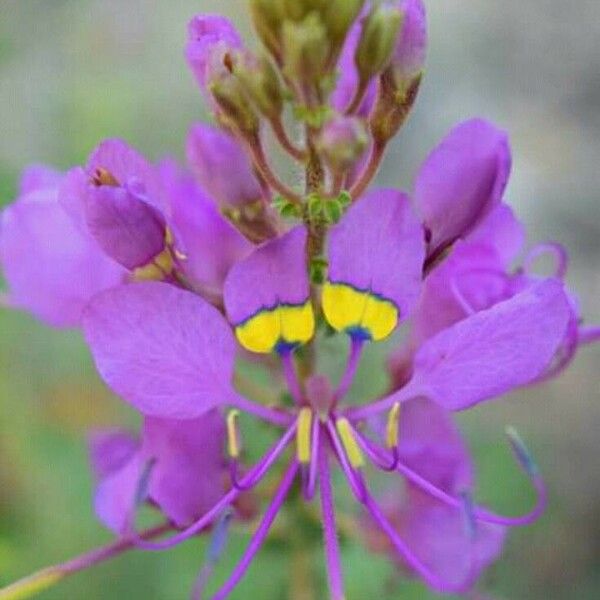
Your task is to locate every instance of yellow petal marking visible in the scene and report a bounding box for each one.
[296,408,314,464]
[322,282,398,341]
[336,417,365,469]
[235,301,315,354]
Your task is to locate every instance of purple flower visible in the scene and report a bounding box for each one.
[361,399,505,589]
[90,410,228,533]
[80,189,569,597]
[0,168,125,327]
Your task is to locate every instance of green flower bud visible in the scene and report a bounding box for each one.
[283,0,327,22]
[282,12,330,85]
[235,53,284,119]
[249,0,285,62]
[317,116,369,173]
[322,0,365,56]
[210,76,260,138]
[355,4,403,84]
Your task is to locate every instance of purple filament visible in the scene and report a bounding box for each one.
[229,393,292,427]
[363,490,477,594]
[129,424,297,551]
[326,419,367,503]
[523,242,568,280]
[357,429,547,527]
[318,438,346,600]
[334,337,364,404]
[281,350,304,405]
[210,460,299,600]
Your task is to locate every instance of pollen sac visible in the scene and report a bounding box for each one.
[322,282,398,342]
[224,226,315,354]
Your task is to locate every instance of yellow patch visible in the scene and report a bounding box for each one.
[235,302,315,354]
[296,408,313,464]
[336,418,365,469]
[322,282,398,341]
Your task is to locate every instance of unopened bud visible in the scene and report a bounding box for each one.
[283,0,332,21]
[235,53,284,118]
[282,12,330,85]
[322,0,365,57]
[249,0,285,62]
[391,0,427,97]
[210,75,260,138]
[317,116,368,173]
[369,66,422,144]
[355,4,403,86]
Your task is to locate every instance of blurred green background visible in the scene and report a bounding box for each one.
[1,1,599,598]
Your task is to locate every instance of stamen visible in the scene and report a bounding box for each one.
[333,337,364,404]
[297,408,313,465]
[135,458,156,506]
[505,426,538,478]
[302,416,321,501]
[318,441,346,600]
[191,510,234,600]
[226,410,241,460]
[385,402,401,450]
[129,424,297,551]
[327,420,367,503]
[460,490,477,539]
[335,418,365,469]
[357,428,547,528]
[211,461,299,600]
[91,167,119,187]
[363,490,476,594]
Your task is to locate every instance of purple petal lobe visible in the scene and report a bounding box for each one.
[467,202,525,268]
[224,227,314,353]
[324,190,425,340]
[411,279,571,410]
[143,411,227,527]
[159,160,253,291]
[414,119,512,255]
[0,186,125,327]
[19,164,62,195]
[83,282,237,418]
[95,452,143,534]
[185,15,242,93]
[186,124,263,208]
[89,429,139,480]
[392,0,427,85]
[85,185,167,270]
[87,139,159,201]
[398,398,473,493]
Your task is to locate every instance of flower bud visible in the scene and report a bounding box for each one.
[282,12,330,85]
[355,4,403,86]
[186,124,263,208]
[210,74,260,138]
[185,15,242,95]
[322,0,365,57]
[234,53,284,119]
[391,0,427,97]
[317,116,369,173]
[85,183,168,271]
[249,0,285,62]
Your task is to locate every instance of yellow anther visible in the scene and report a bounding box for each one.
[336,418,365,469]
[386,402,401,449]
[226,410,241,459]
[296,408,313,464]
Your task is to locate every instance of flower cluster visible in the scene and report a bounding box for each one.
[1,1,599,599]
